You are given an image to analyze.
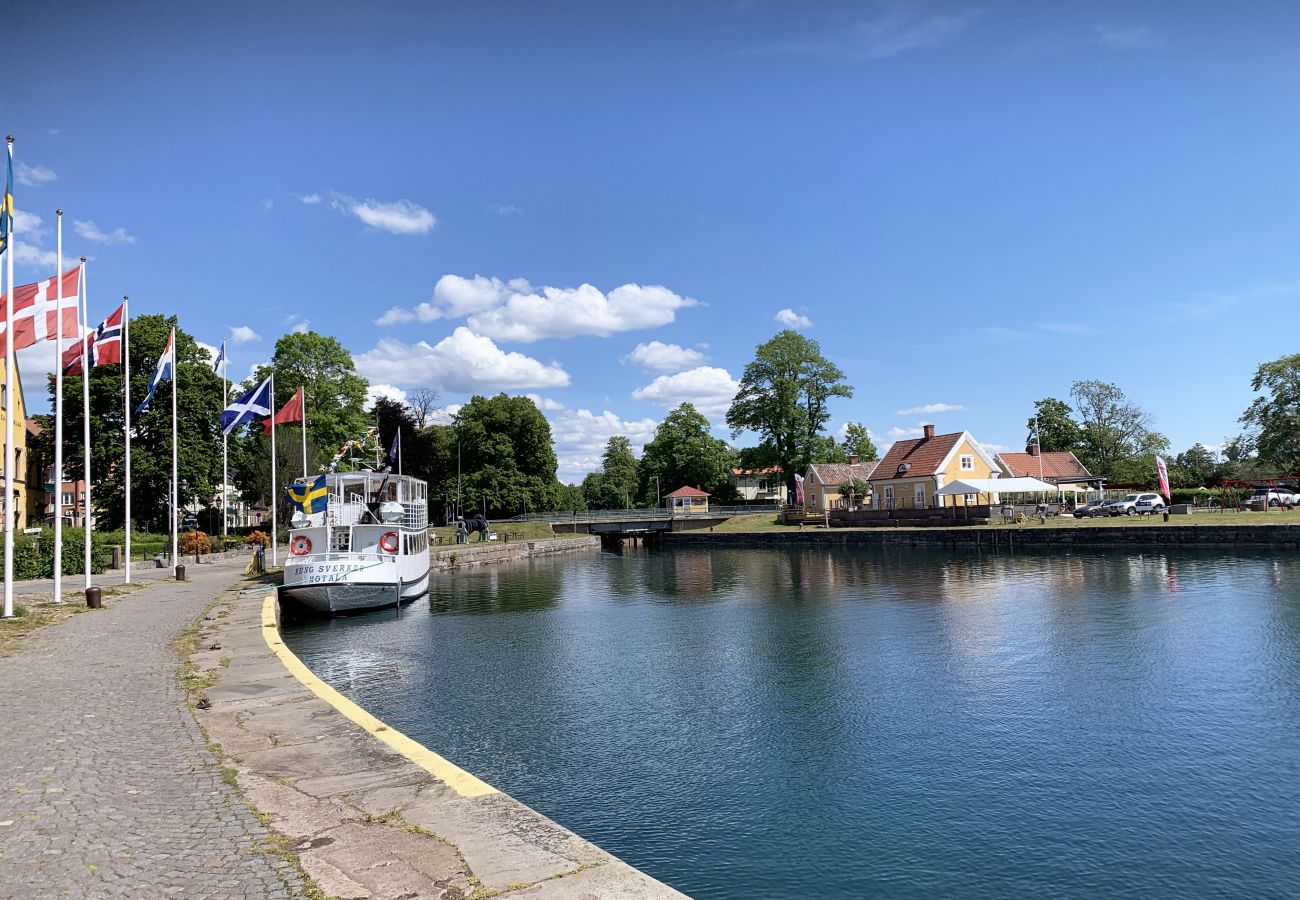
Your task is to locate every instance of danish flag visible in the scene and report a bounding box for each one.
[62,303,124,376]
[0,267,81,353]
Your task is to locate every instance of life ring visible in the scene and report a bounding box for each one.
[380,531,399,554]
[290,535,312,556]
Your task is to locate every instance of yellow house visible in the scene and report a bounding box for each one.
[870,424,1001,509]
[803,458,879,511]
[664,485,710,514]
[0,357,28,528]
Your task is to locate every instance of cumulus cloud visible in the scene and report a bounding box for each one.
[623,340,705,373]
[526,393,567,412]
[774,308,813,329]
[631,366,739,419]
[229,325,261,344]
[73,219,136,245]
[886,426,925,441]
[324,194,435,235]
[894,402,965,415]
[14,242,57,269]
[376,274,699,342]
[8,209,63,269]
[196,341,220,366]
[366,383,408,408]
[290,319,310,334]
[353,327,570,393]
[299,193,322,205]
[15,162,57,187]
[551,407,659,484]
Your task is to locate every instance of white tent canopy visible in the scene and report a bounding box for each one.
[936,477,1057,496]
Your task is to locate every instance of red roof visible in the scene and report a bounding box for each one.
[871,431,966,481]
[729,466,783,477]
[665,486,710,498]
[998,451,1092,481]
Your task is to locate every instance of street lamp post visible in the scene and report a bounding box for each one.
[653,476,661,510]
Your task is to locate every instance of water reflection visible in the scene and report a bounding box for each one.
[284,546,1300,900]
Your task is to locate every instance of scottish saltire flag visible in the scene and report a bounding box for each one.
[135,329,175,415]
[220,375,273,436]
[0,141,12,256]
[286,474,328,515]
[212,341,226,374]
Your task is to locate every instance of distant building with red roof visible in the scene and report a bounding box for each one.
[664,485,710,514]
[995,446,1102,504]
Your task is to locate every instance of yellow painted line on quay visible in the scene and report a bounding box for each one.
[260,593,498,798]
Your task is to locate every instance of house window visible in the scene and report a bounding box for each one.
[61,492,72,505]
[758,479,769,492]
[965,493,977,504]
[960,454,974,470]
[914,484,926,506]
[884,486,894,507]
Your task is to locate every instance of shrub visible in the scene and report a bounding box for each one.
[180,530,213,556]
[244,530,269,548]
[12,527,111,579]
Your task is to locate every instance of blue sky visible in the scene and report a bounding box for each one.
[9,1,1300,481]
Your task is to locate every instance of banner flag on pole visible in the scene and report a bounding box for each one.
[0,267,81,352]
[262,385,302,433]
[286,474,328,515]
[793,472,805,506]
[62,302,124,375]
[221,376,273,435]
[1156,455,1171,501]
[135,329,174,415]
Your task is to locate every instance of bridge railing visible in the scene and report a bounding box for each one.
[503,505,780,524]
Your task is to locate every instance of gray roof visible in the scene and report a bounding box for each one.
[807,460,879,486]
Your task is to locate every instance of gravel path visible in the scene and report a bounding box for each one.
[0,563,304,899]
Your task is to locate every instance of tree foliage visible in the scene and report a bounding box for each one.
[1028,397,1083,453]
[581,436,641,509]
[842,422,879,461]
[726,330,852,489]
[1069,380,1168,479]
[639,403,736,504]
[1239,353,1300,473]
[448,393,562,517]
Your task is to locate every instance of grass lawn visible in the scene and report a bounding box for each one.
[706,508,1300,533]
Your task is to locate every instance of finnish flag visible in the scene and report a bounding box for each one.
[220,376,274,436]
[135,330,175,416]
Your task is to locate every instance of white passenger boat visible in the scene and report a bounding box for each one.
[280,471,431,615]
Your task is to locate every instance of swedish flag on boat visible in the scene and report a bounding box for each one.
[287,474,329,515]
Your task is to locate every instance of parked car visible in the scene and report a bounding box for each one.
[1074,500,1111,518]
[1135,495,1167,515]
[1108,493,1164,516]
[1247,489,1297,507]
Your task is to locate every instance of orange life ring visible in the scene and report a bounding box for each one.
[380,531,399,553]
[290,535,312,556]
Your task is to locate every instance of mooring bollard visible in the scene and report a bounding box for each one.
[85,587,102,609]
[1163,511,1169,522]
[175,564,186,581]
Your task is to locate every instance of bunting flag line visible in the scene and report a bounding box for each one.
[0,267,81,353]
[220,376,273,436]
[262,385,303,433]
[135,329,174,415]
[286,473,329,515]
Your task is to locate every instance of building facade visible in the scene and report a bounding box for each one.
[803,458,879,511]
[728,466,787,504]
[0,359,29,529]
[870,424,1001,509]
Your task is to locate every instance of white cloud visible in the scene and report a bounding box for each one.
[196,341,220,365]
[299,193,322,205]
[525,393,567,412]
[15,162,57,187]
[353,327,570,393]
[886,426,925,441]
[551,407,659,483]
[388,274,698,343]
[489,203,523,215]
[366,383,408,408]
[374,306,416,326]
[261,198,274,212]
[290,319,309,334]
[855,11,979,59]
[1095,24,1163,51]
[73,220,136,245]
[894,402,965,415]
[623,340,705,373]
[775,308,813,329]
[14,242,57,269]
[631,365,739,419]
[327,194,435,235]
[229,325,261,345]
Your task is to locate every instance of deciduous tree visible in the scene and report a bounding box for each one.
[640,403,736,504]
[1070,380,1168,479]
[1239,353,1300,473]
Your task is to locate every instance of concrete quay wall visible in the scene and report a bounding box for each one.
[431,535,600,570]
[663,523,1300,551]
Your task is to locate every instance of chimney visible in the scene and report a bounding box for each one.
[1028,443,1039,457]
[848,454,860,465]
[922,424,935,440]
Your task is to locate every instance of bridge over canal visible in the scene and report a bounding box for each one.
[506,506,779,544]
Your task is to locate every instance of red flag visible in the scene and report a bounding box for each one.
[0,267,80,353]
[62,335,91,375]
[263,386,303,433]
[61,304,125,375]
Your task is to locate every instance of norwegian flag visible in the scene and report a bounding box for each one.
[0,267,81,353]
[62,303,124,376]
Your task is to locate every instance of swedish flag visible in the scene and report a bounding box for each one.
[287,474,329,515]
[0,140,13,257]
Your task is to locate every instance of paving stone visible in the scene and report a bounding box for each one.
[0,562,304,898]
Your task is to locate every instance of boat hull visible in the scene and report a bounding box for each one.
[281,569,429,616]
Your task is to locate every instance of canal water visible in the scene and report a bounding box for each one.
[282,546,1300,898]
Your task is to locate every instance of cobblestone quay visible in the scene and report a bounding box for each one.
[0,561,304,899]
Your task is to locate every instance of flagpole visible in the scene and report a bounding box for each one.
[80,257,91,590]
[2,135,13,620]
[270,371,277,567]
[123,296,131,583]
[221,341,227,538]
[398,429,402,477]
[300,387,307,481]
[53,211,64,603]
[170,326,178,574]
